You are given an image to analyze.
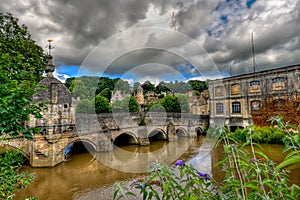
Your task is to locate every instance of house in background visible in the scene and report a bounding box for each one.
[110,90,130,104]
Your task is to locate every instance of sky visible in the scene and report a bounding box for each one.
[1,0,300,84]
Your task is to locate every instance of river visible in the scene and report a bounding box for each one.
[16,137,300,200]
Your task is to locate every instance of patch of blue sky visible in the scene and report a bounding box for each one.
[246,0,256,9]
[56,65,79,77]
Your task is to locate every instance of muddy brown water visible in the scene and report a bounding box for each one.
[14,137,300,200]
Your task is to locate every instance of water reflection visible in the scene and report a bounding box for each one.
[16,137,299,200]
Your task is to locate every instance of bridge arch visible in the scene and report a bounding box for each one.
[176,127,188,137]
[148,128,167,142]
[64,139,97,154]
[113,132,139,146]
[0,144,30,160]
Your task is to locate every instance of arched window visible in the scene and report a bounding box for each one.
[249,81,260,92]
[232,101,241,113]
[272,77,285,90]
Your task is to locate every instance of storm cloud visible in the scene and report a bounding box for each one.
[1,0,300,82]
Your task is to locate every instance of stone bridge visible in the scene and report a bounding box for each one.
[0,113,209,167]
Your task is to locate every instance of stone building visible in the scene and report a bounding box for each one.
[29,55,74,134]
[110,90,129,104]
[136,85,145,105]
[208,64,300,129]
[190,92,209,115]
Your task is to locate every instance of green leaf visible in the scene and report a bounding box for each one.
[277,155,300,169]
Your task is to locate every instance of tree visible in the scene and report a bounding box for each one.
[133,82,141,92]
[0,13,47,137]
[70,79,88,100]
[160,95,181,113]
[142,80,155,94]
[112,96,139,113]
[175,94,190,113]
[95,94,111,113]
[100,88,112,101]
[76,99,94,113]
[114,79,130,92]
[156,81,171,94]
[0,150,35,199]
[128,96,140,112]
[188,80,208,93]
[145,101,165,112]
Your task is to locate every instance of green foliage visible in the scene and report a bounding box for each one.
[129,96,140,113]
[115,117,300,200]
[70,79,88,100]
[112,96,140,113]
[75,99,95,113]
[155,81,171,94]
[95,94,111,113]
[0,13,47,137]
[160,95,181,113]
[133,82,141,93]
[187,80,208,93]
[175,94,190,113]
[0,150,35,199]
[115,79,130,92]
[114,161,215,200]
[100,88,112,101]
[145,101,165,112]
[141,81,155,94]
[231,126,286,144]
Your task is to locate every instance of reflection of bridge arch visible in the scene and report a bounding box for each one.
[0,144,30,160]
[113,132,139,146]
[176,127,188,137]
[65,139,97,153]
[195,127,204,136]
[148,128,167,142]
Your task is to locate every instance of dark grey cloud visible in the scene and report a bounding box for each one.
[1,0,300,80]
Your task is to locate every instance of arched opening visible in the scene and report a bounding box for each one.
[148,129,167,142]
[176,128,187,137]
[113,133,138,147]
[64,140,96,160]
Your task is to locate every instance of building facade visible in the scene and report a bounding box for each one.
[208,64,300,129]
[29,55,75,134]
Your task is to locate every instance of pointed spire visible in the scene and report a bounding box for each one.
[45,55,55,77]
[45,40,55,77]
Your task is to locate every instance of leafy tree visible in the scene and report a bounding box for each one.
[112,96,139,113]
[188,80,208,93]
[70,79,88,100]
[133,82,141,92]
[156,81,171,94]
[175,94,190,113]
[95,94,111,113]
[160,95,181,113]
[76,99,94,113]
[128,96,140,112]
[0,150,35,199]
[145,101,165,112]
[114,79,130,92]
[0,13,47,137]
[100,88,112,101]
[65,77,75,89]
[142,80,155,94]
